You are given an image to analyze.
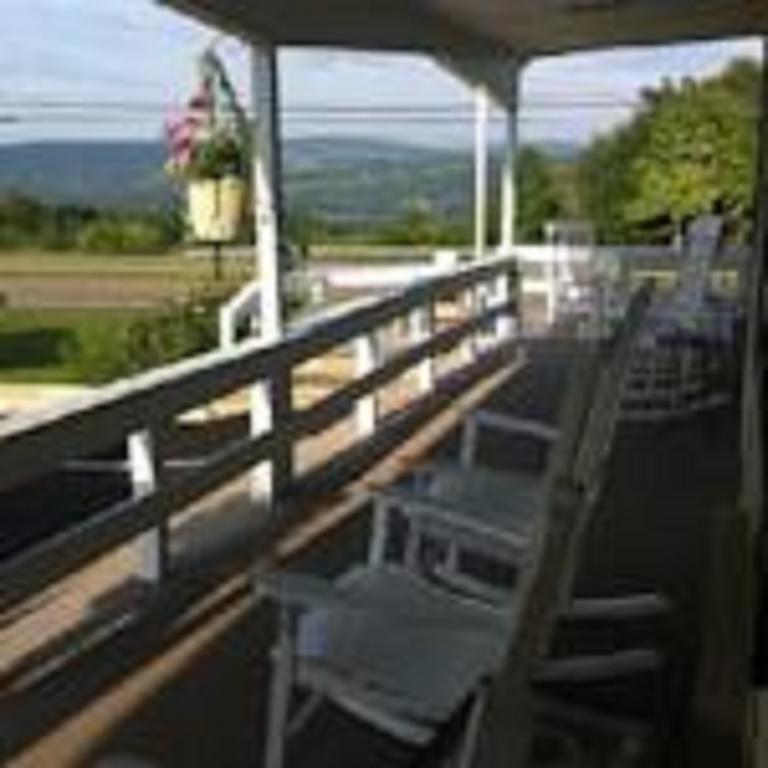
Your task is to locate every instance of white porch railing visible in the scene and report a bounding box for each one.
[305,244,747,328]
[219,279,262,348]
[0,254,519,615]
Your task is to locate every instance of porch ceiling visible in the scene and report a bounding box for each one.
[160,0,767,57]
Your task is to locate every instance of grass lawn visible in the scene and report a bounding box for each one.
[0,307,150,383]
[0,250,212,276]
[0,251,252,304]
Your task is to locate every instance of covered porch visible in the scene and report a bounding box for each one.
[1,339,746,767]
[2,0,768,766]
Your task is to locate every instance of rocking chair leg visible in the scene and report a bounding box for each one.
[454,685,489,768]
[265,608,296,768]
[287,693,323,739]
[369,500,391,566]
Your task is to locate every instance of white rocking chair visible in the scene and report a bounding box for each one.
[368,409,558,602]
[618,214,736,421]
[257,288,663,768]
[369,288,652,603]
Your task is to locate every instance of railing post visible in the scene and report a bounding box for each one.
[219,303,237,349]
[251,371,293,503]
[494,263,518,340]
[475,279,495,351]
[409,304,436,394]
[355,332,380,436]
[544,247,558,326]
[128,429,168,584]
[462,286,481,363]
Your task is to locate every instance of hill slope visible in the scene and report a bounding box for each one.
[0,138,580,220]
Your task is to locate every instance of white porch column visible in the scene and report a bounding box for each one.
[499,60,521,254]
[474,86,490,260]
[251,43,284,340]
[497,59,522,337]
[250,43,292,502]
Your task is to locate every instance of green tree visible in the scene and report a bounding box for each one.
[76,215,176,255]
[628,60,758,239]
[579,58,760,244]
[578,118,651,243]
[516,147,563,242]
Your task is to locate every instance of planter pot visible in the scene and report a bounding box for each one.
[187,176,246,243]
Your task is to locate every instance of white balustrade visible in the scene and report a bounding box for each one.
[409,304,436,394]
[354,332,381,437]
[0,254,520,613]
[127,429,169,584]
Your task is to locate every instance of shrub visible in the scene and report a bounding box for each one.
[65,320,136,383]
[76,216,177,255]
[66,283,228,382]
[122,286,222,374]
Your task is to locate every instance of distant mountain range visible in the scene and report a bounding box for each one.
[0,137,581,221]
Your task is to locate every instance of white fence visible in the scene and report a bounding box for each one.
[304,244,746,326]
[0,254,519,615]
[218,244,747,346]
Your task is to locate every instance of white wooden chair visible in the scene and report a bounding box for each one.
[256,288,662,768]
[368,410,558,602]
[617,214,736,421]
[258,562,513,767]
[258,563,662,768]
[369,288,652,602]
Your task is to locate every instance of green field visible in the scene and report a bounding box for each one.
[0,250,221,275]
[0,251,252,383]
[0,307,150,383]
[0,250,249,291]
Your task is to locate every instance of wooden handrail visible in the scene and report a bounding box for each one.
[0,254,518,493]
[0,255,519,614]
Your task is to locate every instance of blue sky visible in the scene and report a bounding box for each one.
[0,0,761,147]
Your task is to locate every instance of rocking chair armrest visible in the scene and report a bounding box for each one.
[374,487,531,552]
[467,410,560,444]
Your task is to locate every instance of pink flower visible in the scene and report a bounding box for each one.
[164,54,247,181]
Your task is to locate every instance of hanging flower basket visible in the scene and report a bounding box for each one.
[165,47,251,245]
[187,176,246,243]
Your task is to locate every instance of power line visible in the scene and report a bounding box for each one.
[0,99,639,113]
[0,114,633,128]
[0,99,640,128]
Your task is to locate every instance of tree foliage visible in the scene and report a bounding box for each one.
[516,147,564,242]
[579,58,760,244]
[0,193,181,254]
[65,283,226,382]
[0,194,96,250]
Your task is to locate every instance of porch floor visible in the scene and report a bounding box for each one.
[1,340,746,768]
